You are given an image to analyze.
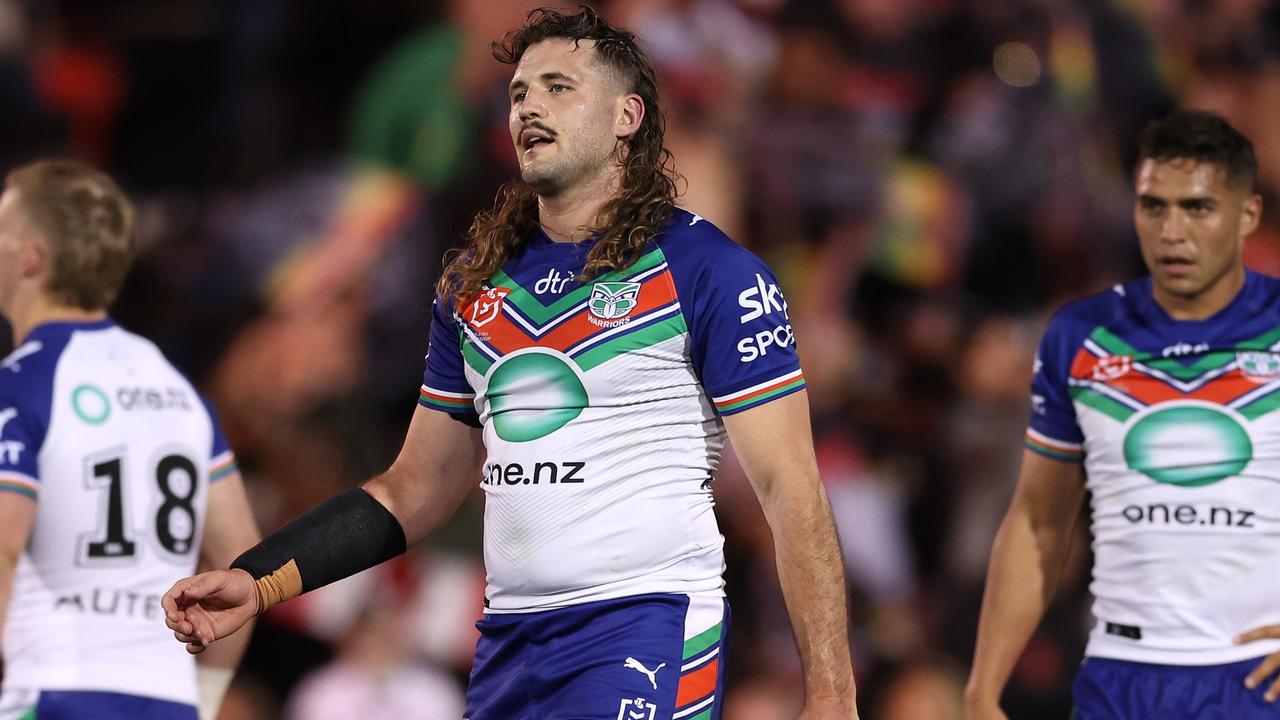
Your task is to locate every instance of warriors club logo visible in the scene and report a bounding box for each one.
[588,282,641,324]
[1238,351,1280,384]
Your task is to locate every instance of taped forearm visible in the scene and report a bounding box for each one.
[230,488,406,612]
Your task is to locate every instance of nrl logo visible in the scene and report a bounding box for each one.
[467,287,510,329]
[1092,355,1131,382]
[588,282,641,325]
[617,698,657,720]
[1238,351,1280,383]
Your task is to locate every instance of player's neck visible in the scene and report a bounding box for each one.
[1151,265,1247,321]
[7,291,107,344]
[536,169,622,244]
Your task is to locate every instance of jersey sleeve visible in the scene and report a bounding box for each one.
[0,381,45,500]
[1025,312,1086,463]
[199,395,240,484]
[669,235,805,415]
[419,298,479,419]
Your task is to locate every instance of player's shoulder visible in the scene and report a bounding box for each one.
[1242,270,1280,316]
[0,330,72,405]
[654,207,768,274]
[1043,278,1146,340]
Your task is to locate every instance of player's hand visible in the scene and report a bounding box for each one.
[162,569,259,654]
[797,696,859,719]
[1238,624,1280,701]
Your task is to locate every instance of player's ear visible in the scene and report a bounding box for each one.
[1240,192,1262,238]
[20,236,49,279]
[615,93,644,140]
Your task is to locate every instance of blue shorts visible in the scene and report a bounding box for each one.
[465,593,730,720]
[1073,655,1280,720]
[0,689,197,720]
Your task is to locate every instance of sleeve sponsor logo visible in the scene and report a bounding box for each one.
[0,407,24,464]
[737,273,788,323]
[736,273,793,362]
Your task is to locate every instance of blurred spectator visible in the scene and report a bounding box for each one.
[284,606,465,720]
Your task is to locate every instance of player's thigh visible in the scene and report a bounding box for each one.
[540,593,730,720]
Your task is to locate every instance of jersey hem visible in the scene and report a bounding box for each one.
[483,583,726,615]
[1085,638,1280,666]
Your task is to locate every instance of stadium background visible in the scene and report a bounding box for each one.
[2,0,1279,717]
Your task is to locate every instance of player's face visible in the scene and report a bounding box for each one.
[508,38,632,197]
[0,188,31,314]
[1134,158,1261,313]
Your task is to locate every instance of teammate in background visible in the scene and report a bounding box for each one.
[965,110,1280,719]
[0,160,260,720]
[164,7,858,720]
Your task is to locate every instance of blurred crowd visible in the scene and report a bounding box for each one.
[2,0,1280,717]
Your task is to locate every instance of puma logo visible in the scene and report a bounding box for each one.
[623,657,665,690]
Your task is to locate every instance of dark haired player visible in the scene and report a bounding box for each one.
[966,110,1280,719]
[163,8,858,720]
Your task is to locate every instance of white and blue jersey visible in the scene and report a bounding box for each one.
[1026,272,1280,666]
[418,208,805,614]
[0,319,237,709]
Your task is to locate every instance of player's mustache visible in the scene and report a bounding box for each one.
[523,121,558,139]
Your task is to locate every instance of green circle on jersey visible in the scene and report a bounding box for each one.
[72,384,111,425]
[1123,405,1252,487]
[486,352,587,442]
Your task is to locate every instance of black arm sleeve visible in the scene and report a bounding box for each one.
[231,488,407,606]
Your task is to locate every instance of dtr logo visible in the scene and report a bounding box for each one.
[535,268,573,295]
[0,408,24,464]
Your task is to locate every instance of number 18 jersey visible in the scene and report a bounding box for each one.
[0,319,236,705]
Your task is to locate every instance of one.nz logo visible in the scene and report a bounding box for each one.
[588,282,641,327]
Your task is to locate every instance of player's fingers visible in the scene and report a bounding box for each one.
[184,641,207,655]
[174,575,219,607]
[173,630,200,644]
[163,610,185,631]
[1267,674,1280,703]
[1245,652,1280,691]
[1238,625,1280,644]
[161,589,180,618]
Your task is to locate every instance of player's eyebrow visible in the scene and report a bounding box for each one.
[509,71,577,93]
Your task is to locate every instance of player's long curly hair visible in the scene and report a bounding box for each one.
[435,6,679,303]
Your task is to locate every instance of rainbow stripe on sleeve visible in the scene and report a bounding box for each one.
[418,384,475,412]
[0,471,39,500]
[209,451,239,483]
[711,370,806,415]
[1024,428,1085,462]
